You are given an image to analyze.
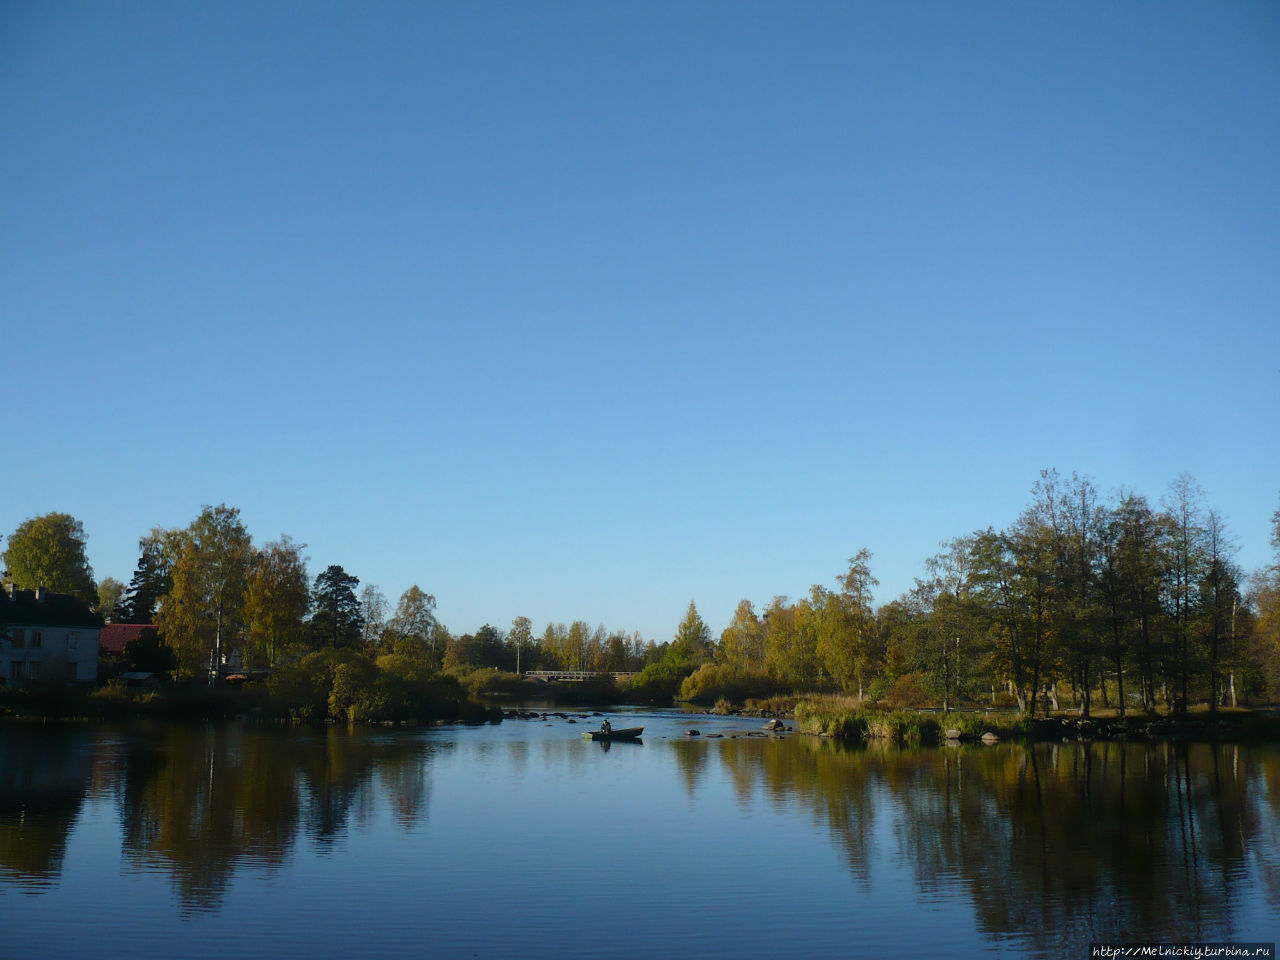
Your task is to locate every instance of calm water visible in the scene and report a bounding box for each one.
[2,710,1278,959]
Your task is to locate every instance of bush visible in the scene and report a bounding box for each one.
[329,658,384,722]
[624,662,686,703]
[265,648,472,723]
[455,668,526,697]
[268,650,342,720]
[745,696,800,715]
[678,664,785,706]
[878,672,933,709]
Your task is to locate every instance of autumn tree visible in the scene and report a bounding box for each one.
[814,549,880,698]
[539,623,568,670]
[444,624,506,671]
[666,602,712,672]
[244,536,310,667]
[359,585,389,650]
[157,505,254,678]
[1198,509,1241,712]
[718,599,765,672]
[1247,496,1280,698]
[564,620,591,671]
[2,512,97,604]
[386,585,438,657]
[763,596,818,687]
[95,577,126,622]
[604,629,630,671]
[507,616,533,673]
[917,537,987,711]
[1163,475,1208,712]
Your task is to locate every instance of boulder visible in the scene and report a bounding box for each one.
[980,731,1000,744]
[686,729,701,736]
[945,728,963,740]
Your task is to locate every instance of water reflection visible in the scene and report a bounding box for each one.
[0,728,94,891]
[0,721,1276,956]
[52,725,439,914]
[711,737,1279,953]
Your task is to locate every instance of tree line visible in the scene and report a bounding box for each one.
[3,469,1280,714]
[679,471,1280,715]
[0,505,665,682]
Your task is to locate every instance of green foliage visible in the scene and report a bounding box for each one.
[877,671,933,709]
[796,697,1032,743]
[309,564,363,648]
[718,599,764,671]
[794,698,869,740]
[386,585,438,652]
[245,536,309,667]
[762,596,821,688]
[119,529,177,623]
[678,663,785,705]
[123,628,176,678]
[456,668,525,696]
[265,648,476,723]
[329,657,383,721]
[666,601,712,671]
[2,512,97,604]
[95,577,126,621]
[443,624,507,672]
[157,505,254,677]
[267,650,341,720]
[744,695,800,714]
[624,661,685,703]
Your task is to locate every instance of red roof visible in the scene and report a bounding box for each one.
[99,624,156,655]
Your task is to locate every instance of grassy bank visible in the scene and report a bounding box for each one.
[795,698,1031,744]
[0,674,502,726]
[794,695,1280,743]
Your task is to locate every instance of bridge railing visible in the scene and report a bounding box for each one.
[523,670,634,682]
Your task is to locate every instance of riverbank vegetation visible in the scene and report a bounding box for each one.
[4,471,1279,724]
[0,654,500,725]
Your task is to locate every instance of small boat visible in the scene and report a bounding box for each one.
[581,726,644,742]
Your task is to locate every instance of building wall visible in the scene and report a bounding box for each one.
[1,625,100,683]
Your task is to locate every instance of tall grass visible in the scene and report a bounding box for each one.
[795,695,1031,743]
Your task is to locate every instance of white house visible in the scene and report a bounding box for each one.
[0,584,102,684]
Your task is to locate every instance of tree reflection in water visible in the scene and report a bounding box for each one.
[0,728,95,891]
[715,736,1279,954]
[0,723,1276,952]
[112,725,440,914]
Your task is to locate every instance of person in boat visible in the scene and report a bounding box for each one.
[600,719,612,735]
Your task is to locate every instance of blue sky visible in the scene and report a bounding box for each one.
[3,1,1277,641]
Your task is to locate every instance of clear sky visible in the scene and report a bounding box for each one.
[3,1,1277,642]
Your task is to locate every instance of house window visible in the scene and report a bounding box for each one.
[8,662,20,681]
[67,633,78,651]
[27,661,40,680]
[31,631,41,649]
[11,629,23,648]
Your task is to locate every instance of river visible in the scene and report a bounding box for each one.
[2,709,1278,959]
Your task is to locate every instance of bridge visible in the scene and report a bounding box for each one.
[523,670,634,682]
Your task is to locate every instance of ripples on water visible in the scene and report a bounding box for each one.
[1,712,1278,959]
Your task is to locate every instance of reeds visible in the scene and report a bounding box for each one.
[795,696,1031,744]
